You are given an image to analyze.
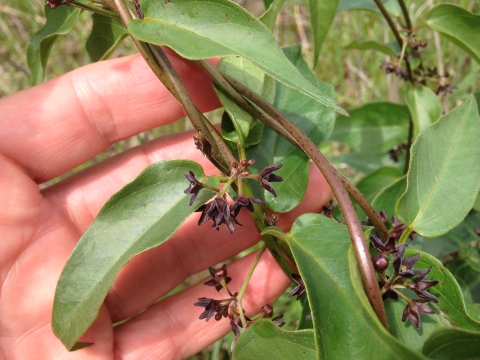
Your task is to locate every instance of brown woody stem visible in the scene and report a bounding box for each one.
[214,71,388,329]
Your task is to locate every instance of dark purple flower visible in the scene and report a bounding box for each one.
[183,171,203,206]
[289,273,306,300]
[409,267,439,303]
[231,195,263,217]
[194,296,233,322]
[370,234,396,255]
[204,264,232,292]
[321,200,334,218]
[402,300,435,328]
[197,198,240,234]
[393,244,420,278]
[230,316,242,337]
[272,314,285,327]
[259,163,283,197]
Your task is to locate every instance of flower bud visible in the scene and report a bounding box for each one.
[373,254,389,272]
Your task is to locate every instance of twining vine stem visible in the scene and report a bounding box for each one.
[112,0,296,280]
[112,0,388,329]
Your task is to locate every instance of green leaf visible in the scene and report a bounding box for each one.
[86,14,128,62]
[329,102,410,154]
[344,40,398,57]
[233,319,317,360]
[129,0,346,115]
[329,152,404,174]
[310,0,339,67]
[259,0,285,31]
[52,160,217,350]
[356,166,403,203]
[216,57,274,148]
[27,6,81,85]
[426,4,480,64]
[403,83,442,138]
[371,175,406,222]
[396,95,480,237]
[270,214,425,360]
[354,166,403,220]
[246,46,335,212]
[423,327,480,360]
[337,0,401,16]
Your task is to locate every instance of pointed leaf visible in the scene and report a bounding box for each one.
[86,14,128,62]
[233,320,317,360]
[329,152,403,174]
[371,175,406,222]
[128,0,346,115]
[216,57,274,148]
[310,0,339,67]
[404,83,442,138]
[329,102,410,154]
[426,4,480,64]
[271,214,426,359]
[423,327,480,360]
[259,0,285,31]
[27,6,81,85]
[356,166,403,203]
[344,40,398,57]
[52,160,217,350]
[396,95,480,237]
[246,46,335,212]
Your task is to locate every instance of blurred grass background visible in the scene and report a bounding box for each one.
[1,0,478,358]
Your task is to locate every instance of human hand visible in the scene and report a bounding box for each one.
[0,53,331,359]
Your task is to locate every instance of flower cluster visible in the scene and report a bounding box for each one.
[183,161,283,234]
[363,211,417,241]
[194,264,285,338]
[370,233,439,328]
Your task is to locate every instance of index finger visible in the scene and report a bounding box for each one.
[0,52,220,183]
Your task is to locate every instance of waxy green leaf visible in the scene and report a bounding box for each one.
[233,320,317,360]
[426,4,480,64]
[310,0,339,67]
[129,0,346,115]
[329,102,410,154]
[329,152,403,174]
[246,46,335,212]
[404,83,442,138]
[344,40,398,57]
[27,6,81,85]
[86,14,128,62]
[53,160,217,350]
[217,57,274,148]
[356,166,403,203]
[423,327,480,360]
[265,214,425,360]
[396,95,480,237]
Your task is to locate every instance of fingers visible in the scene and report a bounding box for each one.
[113,249,290,360]
[44,129,330,322]
[0,53,220,183]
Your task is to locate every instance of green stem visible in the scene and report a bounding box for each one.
[398,0,413,31]
[398,227,413,244]
[237,244,267,327]
[373,0,413,83]
[70,1,120,19]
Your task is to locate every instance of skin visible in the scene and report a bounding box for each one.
[0,52,331,359]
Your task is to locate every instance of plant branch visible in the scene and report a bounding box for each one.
[374,0,413,83]
[237,244,267,327]
[398,0,412,31]
[112,0,235,174]
[70,1,120,19]
[216,73,388,328]
[210,69,390,241]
